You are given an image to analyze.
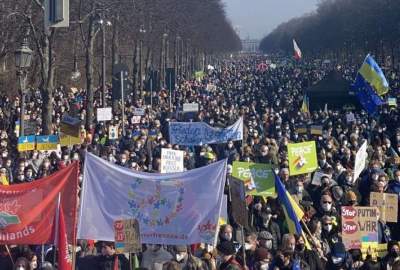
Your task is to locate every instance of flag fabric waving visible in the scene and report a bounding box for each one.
[275,173,311,249]
[0,163,78,244]
[293,39,302,60]
[353,55,387,114]
[78,152,227,245]
[300,95,309,114]
[57,202,72,270]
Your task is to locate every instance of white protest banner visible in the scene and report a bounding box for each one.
[133,108,145,116]
[97,107,113,121]
[109,126,118,140]
[169,117,243,146]
[183,103,199,112]
[161,149,184,173]
[131,116,141,124]
[78,153,227,245]
[354,141,368,181]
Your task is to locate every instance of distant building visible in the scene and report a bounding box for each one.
[241,38,260,53]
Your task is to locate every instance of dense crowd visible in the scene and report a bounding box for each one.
[1,55,400,270]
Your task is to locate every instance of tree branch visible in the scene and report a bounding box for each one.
[32,0,45,11]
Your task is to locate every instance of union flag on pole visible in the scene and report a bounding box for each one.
[0,163,79,244]
[57,202,72,270]
[293,39,302,60]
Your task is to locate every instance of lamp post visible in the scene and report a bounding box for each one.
[139,24,146,98]
[161,32,168,88]
[99,19,112,107]
[15,34,33,137]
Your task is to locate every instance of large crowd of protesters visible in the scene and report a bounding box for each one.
[1,54,400,270]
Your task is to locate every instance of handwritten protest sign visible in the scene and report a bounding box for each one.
[161,148,184,173]
[370,192,398,222]
[341,206,378,250]
[96,107,112,121]
[114,219,142,254]
[354,141,368,181]
[183,103,199,112]
[232,162,275,196]
[133,108,145,116]
[109,126,118,140]
[311,171,328,186]
[287,141,318,176]
[169,117,243,146]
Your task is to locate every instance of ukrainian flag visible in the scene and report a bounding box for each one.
[300,95,309,114]
[357,54,389,96]
[18,135,36,152]
[275,173,311,249]
[36,135,59,151]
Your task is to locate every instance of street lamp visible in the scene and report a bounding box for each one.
[98,18,112,107]
[15,34,33,137]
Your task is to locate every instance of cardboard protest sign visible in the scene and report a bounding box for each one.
[96,107,112,121]
[388,98,397,107]
[160,148,184,173]
[287,141,318,176]
[354,141,368,181]
[229,176,249,228]
[341,206,378,250]
[370,192,398,222]
[60,115,80,137]
[183,103,199,112]
[310,125,323,135]
[36,135,59,151]
[295,125,307,134]
[59,134,81,146]
[108,126,118,140]
[114,219,142,254]
[232,162,275,197]
[131,116,141,124]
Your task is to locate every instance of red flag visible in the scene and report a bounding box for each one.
[0,163,78,244]
[57,203,72,270]
[293,39,302,60]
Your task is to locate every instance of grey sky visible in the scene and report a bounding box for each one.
[223,0,319,40]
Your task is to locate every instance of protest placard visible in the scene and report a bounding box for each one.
[109,126,118,140]
[341,206,378,250]
[310,125,323,135]
[388,98,397,107]
[370,192,398,222]
[354,141,368,181]
[60,115,80,137]
[161,148,184,173]
[133,108,145,116]
[311,171,328,186]
[114,219,141,254]
[287,141,318,176]
[183,103,199,112]
[59,134,81,146]
[96,107,113,121]
[131,116,141,124]
[232,162,275,196]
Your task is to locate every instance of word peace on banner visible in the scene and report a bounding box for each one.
[287,141,317,176]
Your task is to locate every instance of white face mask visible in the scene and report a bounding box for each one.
[260,263,269,270]
[176,253,186,262]
[264,240,273,249]
[223,233,232,241]
[323,224,333,232]
[322,202,332,212]
[16,267,25,270]
[244,243,252,250]
[30,261,37,269]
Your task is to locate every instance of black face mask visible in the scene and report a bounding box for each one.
[296,244,305,251]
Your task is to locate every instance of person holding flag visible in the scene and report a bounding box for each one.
[293,39,302,61]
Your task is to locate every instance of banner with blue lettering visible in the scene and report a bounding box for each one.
[169,117,243,146]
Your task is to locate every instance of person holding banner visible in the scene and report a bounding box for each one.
[96,241,129,270]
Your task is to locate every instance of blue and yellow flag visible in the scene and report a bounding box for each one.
[300,95,309,114]
[36,135,59,151]
[18,135,36,152]
[357,54,389,96]
[275,174,311,249]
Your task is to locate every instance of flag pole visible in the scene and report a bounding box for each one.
[5,245,14,266]
[71,161,80,270]
[53,192,61,267]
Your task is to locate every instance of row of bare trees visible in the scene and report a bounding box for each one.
[260,0,400,64]
[0,0,241,134]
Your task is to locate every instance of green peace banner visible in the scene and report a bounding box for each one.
[232,162,275,196]
[287,141,318,176]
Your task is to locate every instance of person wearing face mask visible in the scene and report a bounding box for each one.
[315,194,340,226]
[325,242,352,270]
[223,140,238,164]
[218,225,234,244]
[320,216,339,250]
[253,248,271,270]
[141,244,173,270]
[388,169,400,196]
[171,245,205,270]
[216,241,243,270]
[13,257,31,270]
[293,235,323,270]
[256,209,281,251]
[289,179,312,206]
[338,170,361,204]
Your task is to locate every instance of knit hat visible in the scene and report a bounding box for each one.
[174,245,187,253]
[345,191,357,202]
[217,241,236,256]
[255,248,270,261]
[258,231,273,240]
